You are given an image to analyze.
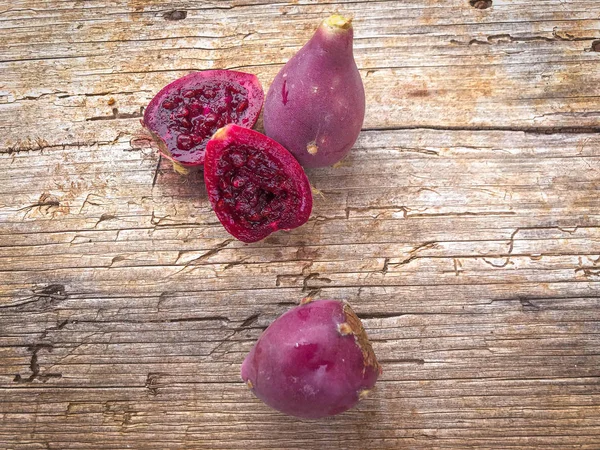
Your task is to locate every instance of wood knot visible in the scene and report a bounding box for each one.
[469,0,492,9]
[163,10,187,21]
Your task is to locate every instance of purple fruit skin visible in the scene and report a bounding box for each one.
[263,17,365,168]
[241,300,380,419]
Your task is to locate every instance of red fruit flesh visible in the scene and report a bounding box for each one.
[204,124,312,243]
[143,70,263,167]
[241,299,381,419]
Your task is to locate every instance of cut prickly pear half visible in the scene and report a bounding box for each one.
[241,299,382,419]
[143,70,264,168]
[204,124,312,243]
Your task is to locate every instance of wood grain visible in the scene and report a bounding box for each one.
[1,0,599,449]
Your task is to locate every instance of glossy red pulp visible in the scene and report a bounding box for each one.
[213,144,300,231]
[155,81,251,164]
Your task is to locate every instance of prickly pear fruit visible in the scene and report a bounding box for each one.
[204,124,312,243]
[143,70,263,170]
[241,299,381,418]
[263,15,365,168]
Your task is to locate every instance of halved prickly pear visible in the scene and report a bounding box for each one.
[241,299,382,419]
[263,15,365,168]
[204,124,312,243]
[143,70,263,169]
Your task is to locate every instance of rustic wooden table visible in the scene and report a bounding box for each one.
[1,1,600,448]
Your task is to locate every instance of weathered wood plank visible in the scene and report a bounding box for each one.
[1,0,600,152]
[1,0,600,449]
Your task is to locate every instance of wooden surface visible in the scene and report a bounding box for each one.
[1,0,600,448]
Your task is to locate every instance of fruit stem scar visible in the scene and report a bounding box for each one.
[307,141,318,155]
[323,14,353,31]
[343,303,382,373]
[246,380,254,389]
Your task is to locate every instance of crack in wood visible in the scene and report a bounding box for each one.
[481,257,512,268]
[377,358,426,364]
[455,30,598,46]
[151,154,162,188]
[40,318,70,339]
[0,284,68,311]
[78,193,105,214]
[387,241,439,270]
[575,267,600,278]
[302,272,332,293]
[392,146,440,156]
[223,256,250,271]
[381,257,390,274]
[358,312,406,320]
[94,213,116,228]
[345,205,411,220]
[363,125,600,135]
[236,313,260,330]
[145,372,163,395]
[519,298,540,311]
[170,239,235,278]
[86,107,143,122]
[13,344,62,383]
